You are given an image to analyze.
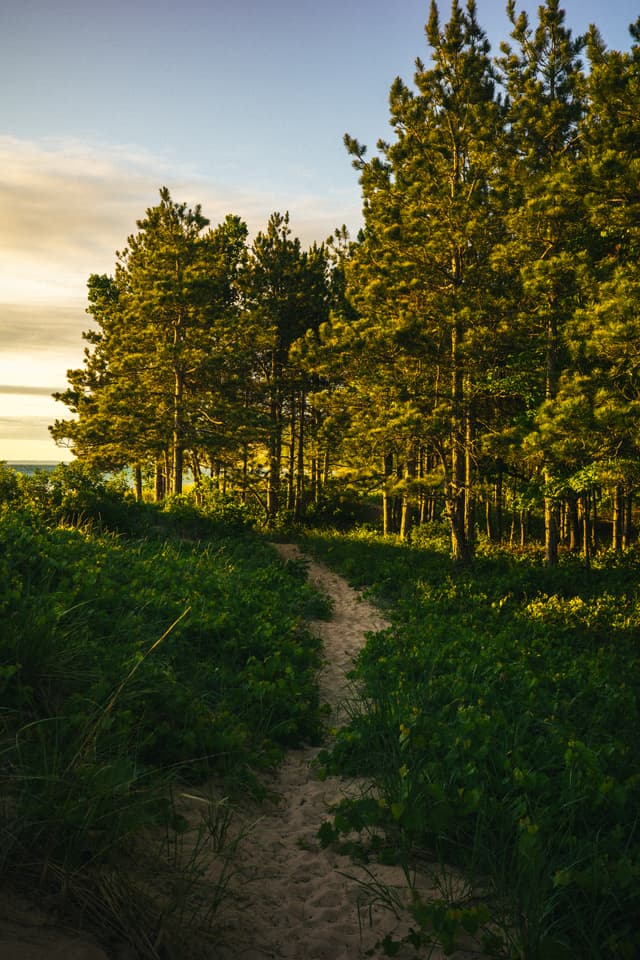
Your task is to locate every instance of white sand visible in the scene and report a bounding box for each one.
[208,544,480,960]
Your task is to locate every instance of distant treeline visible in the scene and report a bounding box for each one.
[7,462,64,475]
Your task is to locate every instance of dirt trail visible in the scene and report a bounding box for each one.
[210,544,476,960]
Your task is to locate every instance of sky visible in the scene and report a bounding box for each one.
[1,0,638,462]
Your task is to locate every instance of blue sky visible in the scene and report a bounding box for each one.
[1,0,638,460]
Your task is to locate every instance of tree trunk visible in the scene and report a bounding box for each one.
[172,368,184,495]
[567,494,580,551]
[267,416,281,521]
[486,498,494,541]
[190,452,202,503]
[322,448,330,489]
[495,466,503,542]
[400,448,417,541]
[582,492,591,570]
[295,391,305,518]
[520,509,529,548]
[382,452,394,536]
[155,459,166,502]
[418,448,427,525]
[612,484,623,551]
[448,320,471,563]
[544,312,559,565]
[267,356,282,524]
[487,472,503,543]
[623,489,633,548]
[287,392,296,512]
[241,442,248,504]
[544,483,559,567]
[464,405,475,548]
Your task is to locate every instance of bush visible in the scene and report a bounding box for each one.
[0,498,327,955]
[310,529,640,959]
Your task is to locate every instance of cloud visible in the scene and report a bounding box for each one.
[0,389,67,417]
[0,413,72,462]
[0,415,52,434]
[0,136,169,301]
[0,135,362,400]
[0,384,62,396]
[0,136,162,255]
[0,389,74,461]
[0,301,90,397]
[0,302,90,353]
[0,135,361,293]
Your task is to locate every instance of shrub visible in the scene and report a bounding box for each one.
[311,529,640,959]
[0,501,326,955]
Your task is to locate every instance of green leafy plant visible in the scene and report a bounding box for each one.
[309,528,640,959]
[0,479,329,955]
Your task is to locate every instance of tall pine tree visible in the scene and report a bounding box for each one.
[52,189,251,496]
[342,0,504,559]
[495,0,587,564]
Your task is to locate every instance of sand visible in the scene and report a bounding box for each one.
[207,544,479,960]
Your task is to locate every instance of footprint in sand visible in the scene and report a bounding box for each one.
[209,544,483,960]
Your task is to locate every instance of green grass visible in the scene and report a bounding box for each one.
[0,468,331,956]
[4,458,640,959]
[303,528,640,960]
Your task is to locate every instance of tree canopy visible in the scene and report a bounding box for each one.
[52,2,640,561]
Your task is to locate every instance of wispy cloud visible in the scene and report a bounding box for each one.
[0,384,61,396]
[0,135,360,295]
[0,136,164,252]
[0,134,361,420]
[0,302,90,352]
[0,415,73,462]
[0,415,53,433]
[0,135,170,302]
[0,389,73,461]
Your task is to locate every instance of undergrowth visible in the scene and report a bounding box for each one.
[303,527,640,960]
[0,463,330,957]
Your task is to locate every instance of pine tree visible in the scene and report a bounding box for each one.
[495,0,587,564]
[244,213,332,522]
[564,18,640,549]
[52,189,252,496]
[341,0,505,559]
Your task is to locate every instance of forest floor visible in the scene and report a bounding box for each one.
[0,543,483,960]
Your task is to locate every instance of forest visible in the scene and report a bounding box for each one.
[2,2,640,959]
[51,1,640,566]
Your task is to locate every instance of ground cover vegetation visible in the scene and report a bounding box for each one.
[50,1,640,566]
[11,1,640,956]
[303,527,640,959]
[0,462,330,956]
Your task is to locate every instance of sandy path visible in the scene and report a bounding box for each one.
[210,544,477,960]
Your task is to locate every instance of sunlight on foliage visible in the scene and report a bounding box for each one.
[307,528,640,960]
